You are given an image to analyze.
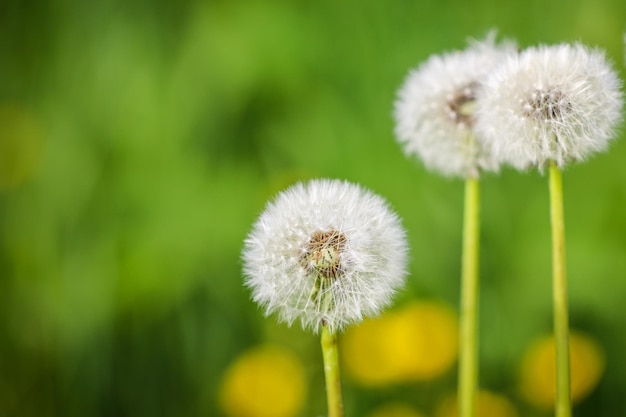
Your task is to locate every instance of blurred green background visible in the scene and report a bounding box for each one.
[1,0,625,416]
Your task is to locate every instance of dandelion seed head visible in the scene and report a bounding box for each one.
[394,31,517,178]
[242,179,409,334]
[475,43,624,170]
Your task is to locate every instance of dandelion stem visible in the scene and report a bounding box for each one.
[549,160,571,417]
[458,176,480,417]
[321,324,344,417]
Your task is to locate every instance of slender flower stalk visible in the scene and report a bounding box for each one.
[321,325,344,417]
[476,43,623,416]
[243,179,408,417]
[549,161,571,417]
[459,176,480,417]
[394,32,516,417]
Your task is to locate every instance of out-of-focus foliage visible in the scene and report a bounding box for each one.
[1,0,625,416]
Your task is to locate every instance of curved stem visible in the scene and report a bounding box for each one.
[458,177,480,417]
[549,161,571,417]
[321,324,344,417]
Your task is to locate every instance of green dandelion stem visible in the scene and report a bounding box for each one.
[321,324,344,417]
[458,176,480,417]
[549,160,572,417]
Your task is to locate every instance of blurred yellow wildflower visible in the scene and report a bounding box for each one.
[219,345,306,417]
[342,300,458,386]
[435,390,519,417]
[0,105,44,190]
[367,402,427,417]
[519,330,604,409]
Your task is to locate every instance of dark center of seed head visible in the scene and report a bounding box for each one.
[445,82,478,127]
[302,230,347,279]
[524,89,570,121]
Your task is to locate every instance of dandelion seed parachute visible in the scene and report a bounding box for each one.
[242,179,409,334]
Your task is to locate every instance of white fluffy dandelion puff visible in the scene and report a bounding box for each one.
[475,43,624,170]
[242,179,409,334]
[394,32,517,178]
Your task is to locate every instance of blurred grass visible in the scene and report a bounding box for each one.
[1,0,626,416]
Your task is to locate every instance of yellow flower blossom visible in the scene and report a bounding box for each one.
[519,330,604,408]
[342,300,458,386]
[436,390,518,417]
[219,345,306,417]
[367,402,427,417]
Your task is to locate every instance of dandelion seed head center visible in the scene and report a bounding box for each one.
[444,82,478,127]
[524,88,571,121]
[302,230,347,279]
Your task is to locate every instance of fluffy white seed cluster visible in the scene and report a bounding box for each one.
[394,33,517,178]
[396,34,624,174]
[475,43,623,170]
[243,179,408,334]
